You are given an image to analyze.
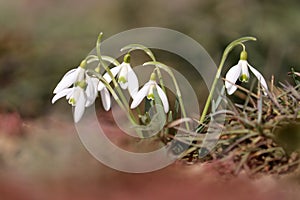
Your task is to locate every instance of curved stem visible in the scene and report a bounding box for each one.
[96,33,137,124]
[87,70,137,126]
[121,44,166,93]
[199,36,257,123]
[86,55,120,66]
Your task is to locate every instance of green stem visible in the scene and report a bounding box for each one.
[96,33,138,124]
[87,70,137,126]
[199,36,257,124]
[120,44,166,93]
[143,61,190,130]
[86,55,120,66]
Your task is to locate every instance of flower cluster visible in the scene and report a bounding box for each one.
[52,52,169,123]
[52,60,111,122]
[52,34,269,126]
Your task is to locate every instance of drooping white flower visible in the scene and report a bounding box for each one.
[85,76,98,107]
[100,54,138,98]
[130,73,169,113]
[52,81,87,123]
[85,76,111,111]
[53,60,87,94]
[52,59,113,122]
[225,50,268,95]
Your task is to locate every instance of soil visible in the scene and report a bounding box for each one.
[0,111,299,200]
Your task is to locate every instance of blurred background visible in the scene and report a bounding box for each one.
[0,0,300,118]
[1,0,300,199]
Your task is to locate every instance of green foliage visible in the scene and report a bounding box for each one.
[168,77,300,176]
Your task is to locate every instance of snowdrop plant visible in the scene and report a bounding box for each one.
[199,36,268,123]
[52,33,269,142]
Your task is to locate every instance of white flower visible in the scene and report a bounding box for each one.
[225,51,268,95]
[53,60,86,94]
[85,76,98,107]
[86,76,111,111]
[130,73,169,113]
[52,81,87,123]
[100,54,138,98]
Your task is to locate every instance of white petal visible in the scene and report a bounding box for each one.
[77,67,85,81]
[63,68,77,77]
[102,66,121,83]
[248,64,268,95]
[85,77,97,107]
[52,88,73,104]
[119,82,128,89]
[100,87,111,111]
[98,81,106,91]
[130,82,151,109]
[74,89,86,123]
[66,88,74,99]
[240,60,250,80]
[98,66,121,91]
[127,66,139,98]
[225,63,242,95]
[118,63,129,89]
[53,68,78,93]
[156,84,169,113]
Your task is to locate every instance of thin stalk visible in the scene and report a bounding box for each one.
[87,70,139,131]
[96,33,138,124]
[199,36,257,123]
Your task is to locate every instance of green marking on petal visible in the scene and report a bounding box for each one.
[147,84,155,100]
[147,93,155,100]
[118,76,127,83]
[239,74,249,82]
[75,80,87,89]
[69,98,76,105]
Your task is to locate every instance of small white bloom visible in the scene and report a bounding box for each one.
[86,77,111,111]
[53,60,86,94]
[85,76,98,107]
[130,73,169,113]
[225,51,268,95]
[100,54,139,98]
[52,81,87,123]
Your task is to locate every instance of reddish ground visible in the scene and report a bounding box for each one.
[0,111,299,200]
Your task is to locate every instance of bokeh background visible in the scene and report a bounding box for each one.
[0,0,300,118]
[1,0,300,199]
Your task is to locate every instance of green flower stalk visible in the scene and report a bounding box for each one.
[199,36,257,124]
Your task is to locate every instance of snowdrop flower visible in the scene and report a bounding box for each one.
[100,54,138,98]
[52,60,111,122]
[225,50,268,95]
[85,75,111,111]
[53,60,87,94]
[130,73,169,113]
[52,81,87,123]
